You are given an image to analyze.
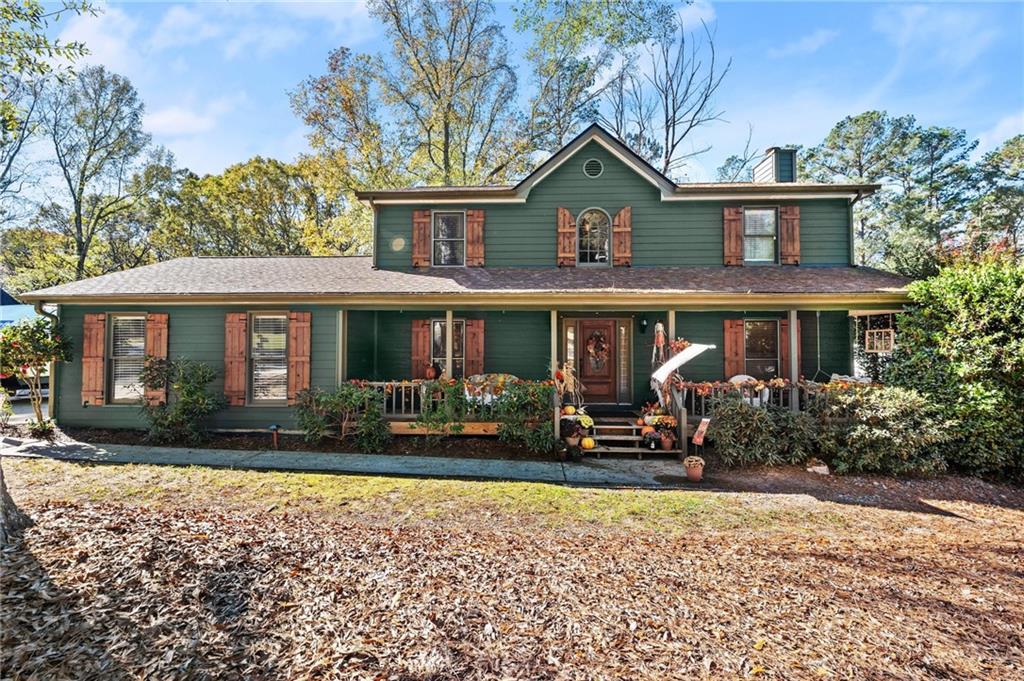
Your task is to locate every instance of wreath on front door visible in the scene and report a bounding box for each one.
[586,329,609,370]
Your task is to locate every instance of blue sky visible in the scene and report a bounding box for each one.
[51,1,1024,181]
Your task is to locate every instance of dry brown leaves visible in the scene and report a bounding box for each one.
[2,496,1023,680]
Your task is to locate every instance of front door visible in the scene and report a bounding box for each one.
[578,319,617,402]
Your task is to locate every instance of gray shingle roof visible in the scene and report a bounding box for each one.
[20,256,911,301]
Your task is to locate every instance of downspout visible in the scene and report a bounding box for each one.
[34,301,59,420]
[370,199,379,269]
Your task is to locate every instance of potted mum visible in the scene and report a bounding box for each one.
[564,421,584,448]
[683,456,705,482]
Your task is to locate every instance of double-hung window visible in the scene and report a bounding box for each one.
[743,208,777,263]
[431,319,465,378]
[250,313,288,403]
[744,320,780,379]
[432,211,465,266]
[108,315,146,403]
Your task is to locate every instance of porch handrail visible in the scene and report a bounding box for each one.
[672,380,818,421]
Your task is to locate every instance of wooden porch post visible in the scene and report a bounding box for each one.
[788,309,799,411]
[667,309,676,342]
[445,309,454,379]
[551,309,560,439]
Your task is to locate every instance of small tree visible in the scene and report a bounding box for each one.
[0,316,71,425]
[138,357,226,446]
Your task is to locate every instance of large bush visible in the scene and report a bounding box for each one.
[811,384,951,476]
[883,258,1024,478]
[707,392,816,467]
[139,358,226,446]
[295,383,392,453]
[0,317,71,427]
[495,381,559,454]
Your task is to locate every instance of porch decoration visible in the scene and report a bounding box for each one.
[651,320,667,368]
[585,330,610,371]
[579,436,596,450]
[555,361,584,408]
[683,455,705,482]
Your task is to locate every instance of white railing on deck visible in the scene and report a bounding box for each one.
[675,382,817,420]
[363,381,424,418]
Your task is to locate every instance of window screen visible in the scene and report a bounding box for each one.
[432,212,465,266]
[744,208,777,263]
[251,314,288,402]
[744,320,779,379]
[431,319,465,378]
[109,316,146,402]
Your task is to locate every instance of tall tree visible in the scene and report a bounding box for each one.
[885,126,977,277]
[967,135,1023,258]
[1,1,95,223]
[801,111,917,266]
[600,20,730,178]
[715,124,758,182]
[40,65,166,280]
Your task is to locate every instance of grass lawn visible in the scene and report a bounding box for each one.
[2,458,1022,679]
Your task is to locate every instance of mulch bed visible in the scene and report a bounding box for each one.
[3,495,1023,679]
[60,426,554,460]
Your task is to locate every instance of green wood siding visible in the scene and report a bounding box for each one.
[345,310,551,381]
[54,303,854,430]
[57,305,338,430]
[675,310,852,382]
[375,140,851,268]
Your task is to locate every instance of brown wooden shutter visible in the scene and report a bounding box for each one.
[779,319,803,380]
[224,312,248,406]
[81,313,106,406]
[723,206,744,266]
[466,209,485,267]
[412,209,432,268]
[143,313,169,405]
[411,319,431,379]
[612,206,632,266]
[723,319,745,378]
[287,311,312,405]
[556,207,576,266]
[780,205,801,265]
[465,319,485,377]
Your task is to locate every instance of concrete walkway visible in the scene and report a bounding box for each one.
[1,437,695,488]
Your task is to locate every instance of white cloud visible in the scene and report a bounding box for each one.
[223,25,304,60]
[977,111,1024,155]
[149,5,222,51]
[57,5,144,78]
[145,94,247,137]
[873,4,999,71]
[768,29,839,59]
[677,0,716,28]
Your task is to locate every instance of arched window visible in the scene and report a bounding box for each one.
[577,208,611,265]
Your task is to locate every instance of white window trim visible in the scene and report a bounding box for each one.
[430,318,466,378]
[743,318,781,379]
[248,311,289,406]
[576,206,612,267]
[430,209,467,268]
[742,206,779,265]
[107,313,147,405]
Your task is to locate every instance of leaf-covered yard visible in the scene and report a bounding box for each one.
[2,459,1022,679]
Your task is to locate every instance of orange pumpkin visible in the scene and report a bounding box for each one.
[636,418,645,426]
[562,405,577,415]
[641,425,656,436]
[580,436,596,450]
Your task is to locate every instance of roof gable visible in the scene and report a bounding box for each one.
[514,124,676,197]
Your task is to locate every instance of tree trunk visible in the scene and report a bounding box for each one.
[0,461,32,546]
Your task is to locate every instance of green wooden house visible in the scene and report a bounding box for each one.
[21,124,909,432]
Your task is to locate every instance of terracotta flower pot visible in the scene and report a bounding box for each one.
[565,436,581,447]
[659,434,675,451]
[685,464,704,482]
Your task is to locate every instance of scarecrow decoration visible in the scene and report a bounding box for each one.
[651,319,668,368]
[555,360,584,408]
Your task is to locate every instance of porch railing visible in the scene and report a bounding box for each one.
[361,380,504,421]
[673,381,820,421]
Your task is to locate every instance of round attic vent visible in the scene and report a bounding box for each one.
[582,158,604,178]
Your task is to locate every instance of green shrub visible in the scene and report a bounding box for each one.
[707,393,813,467]
[139,357,226,446]
[415,379,471,439]
[883,258,1024,478]
[0,392,12,432]
[812,384,951,476]
[295,383,393,453]
[495,381,559,454]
